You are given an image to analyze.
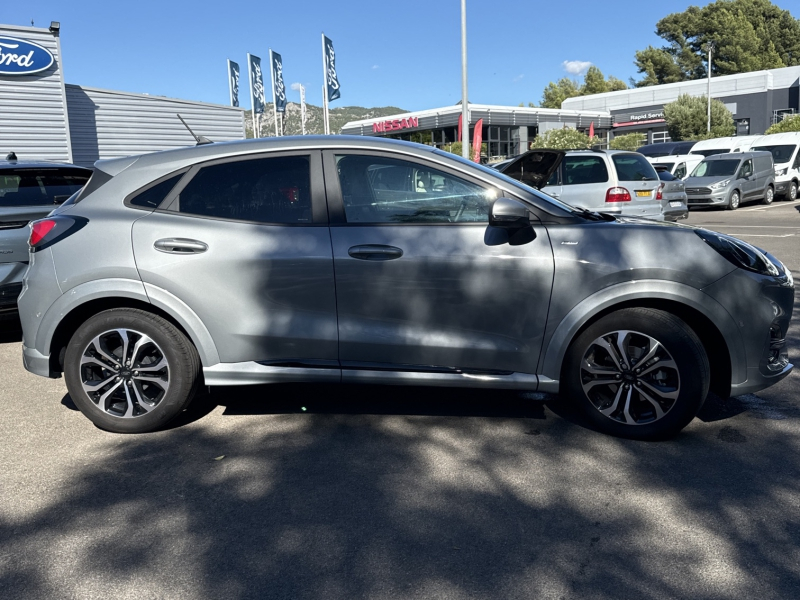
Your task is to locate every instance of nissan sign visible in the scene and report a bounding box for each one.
[372,117,419,133]
[0,37,55,75]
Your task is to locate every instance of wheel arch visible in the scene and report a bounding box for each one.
[540,282,744,397]
[44,281,220,375]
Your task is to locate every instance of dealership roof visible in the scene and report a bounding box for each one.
[341,103,612,135]
[562,65,800,112]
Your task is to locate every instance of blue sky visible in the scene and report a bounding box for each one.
[6,0,798,111]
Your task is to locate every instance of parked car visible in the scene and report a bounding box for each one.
[18,137,793,440]
[636,141,696,158]
[495,149,664,220]
[684,151,775,210]
[647,154,704,180]
[657,171,688,221]
[0,154,91,316]
[688,135,760,158]
[751,132,800,200]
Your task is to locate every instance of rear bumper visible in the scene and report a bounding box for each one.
[22,344,58,378]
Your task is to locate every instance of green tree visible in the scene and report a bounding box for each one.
[765,114,800,134]
[663,94,735,140]
[610,133,647,151]
[634,0,800,87]
[541,78,581,108]
[530,127,599,150]
[539,67,628,108]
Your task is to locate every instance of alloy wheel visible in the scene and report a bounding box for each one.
[790,182,798,201]
[579,330,680,426]
[79,329,170,418]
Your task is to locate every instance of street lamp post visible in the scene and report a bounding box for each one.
[706,41,714,133]
[461,0,469,159]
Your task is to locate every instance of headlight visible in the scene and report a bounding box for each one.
[775,167,788,176]
[709,179,730,190]
[695,229,780,276]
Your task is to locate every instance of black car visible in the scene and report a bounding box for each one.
[0,153,91,315]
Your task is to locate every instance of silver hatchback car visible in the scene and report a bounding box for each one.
[18,137,794,439]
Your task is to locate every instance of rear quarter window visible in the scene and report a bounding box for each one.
[612,154,658,181]
[562,156,608,185]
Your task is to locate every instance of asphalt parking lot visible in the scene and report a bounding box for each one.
[1,200,799,599]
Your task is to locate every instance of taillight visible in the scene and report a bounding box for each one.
[606,187,631,202]
[656,183,664,201]
[28,216,87,252]
[30,220,57,246]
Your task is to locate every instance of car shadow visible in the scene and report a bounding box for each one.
[0,314,22,343]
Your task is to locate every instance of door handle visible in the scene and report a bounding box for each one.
[154,238,208,254]
[348,245,403,261]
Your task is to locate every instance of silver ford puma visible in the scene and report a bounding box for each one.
[17,136,794,439]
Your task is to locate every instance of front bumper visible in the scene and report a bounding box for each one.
[730,362,793,396]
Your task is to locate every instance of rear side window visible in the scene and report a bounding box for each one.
[0,168,91,207]
[174,156,312,224]
[562,156,608,185]
[612,154,658,181]
[129,174,183,209]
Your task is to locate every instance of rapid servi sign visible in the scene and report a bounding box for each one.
[0,36,54,75]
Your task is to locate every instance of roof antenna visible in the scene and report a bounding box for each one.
[177,114,213,145]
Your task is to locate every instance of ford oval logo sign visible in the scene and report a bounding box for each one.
[0,37,55,75]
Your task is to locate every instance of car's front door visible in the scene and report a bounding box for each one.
[323,150,555,376]
[738,159,757,200]
[131,151,338,365]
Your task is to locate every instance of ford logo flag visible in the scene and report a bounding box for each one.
[0,37,55,75]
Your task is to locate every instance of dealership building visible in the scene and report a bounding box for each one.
[343,65,800,159]
[0,23,245,167]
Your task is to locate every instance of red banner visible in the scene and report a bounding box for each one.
[457,113,463,142]
[472,118,483,163]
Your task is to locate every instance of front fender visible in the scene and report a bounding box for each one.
[538,280,747,387]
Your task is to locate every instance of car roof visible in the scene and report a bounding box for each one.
[0,159,92,171]
[703,151,771,160]
[95,135,440,175]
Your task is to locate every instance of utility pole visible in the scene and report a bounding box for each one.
[460,0,469,159]
[706,41,714,133]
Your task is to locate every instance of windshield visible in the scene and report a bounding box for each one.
[0,167,91,207]
[751,144,797,165]
[690,149,728,157]
[690,159,740,177]
[433,149,577,214]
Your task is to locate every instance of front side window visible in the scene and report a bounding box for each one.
[174,156,311,224]
[335,154,494,223]
[0,168,91,207]
[674,163,687,179]
[561,156,609,185]
[738,160,753,178]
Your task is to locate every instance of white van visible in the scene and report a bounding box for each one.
[647,154,704,179]
[689,135,760,157]
[750,132,800,200]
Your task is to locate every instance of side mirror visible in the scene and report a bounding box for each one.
[490,197,531,229]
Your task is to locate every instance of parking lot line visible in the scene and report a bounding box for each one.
[740,200,800,212]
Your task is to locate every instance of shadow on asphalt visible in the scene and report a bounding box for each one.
[0,313,22,343]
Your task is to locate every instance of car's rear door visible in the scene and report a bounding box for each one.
[131,151,339,365]
[323,149,555,378]
[611,153,662,219]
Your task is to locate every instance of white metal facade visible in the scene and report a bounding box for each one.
[1,23,245,168]
[0,24,72,162]
[66,85,245,167]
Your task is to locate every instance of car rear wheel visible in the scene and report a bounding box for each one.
[64,308,201,433]
[726,191,740,210]
[562,308,710,440]
[762,186,774,205]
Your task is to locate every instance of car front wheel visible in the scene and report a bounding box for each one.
[562,308,710,440]
[64,308,201,433]
[727,191,740,210]
[789,181,798,201]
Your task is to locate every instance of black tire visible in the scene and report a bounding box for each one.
[789,181,798,201]
[64,308,201,433]
[726,190,740,210]
[762,186,774,205]
[561,308,710,440]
